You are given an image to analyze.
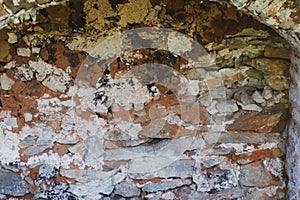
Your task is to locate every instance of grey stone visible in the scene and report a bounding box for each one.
[1,162,19,172]
[68,172,126,196]
[240,91,253,105]
[120,139,153,147]
[262,86,273,100]
[207,100,218,115]
[0,169,30,196]
[216,100,238,113]
[200,156,221,168]
[203,132,266,144]
[42,75,70,93]
[114,136,205,173]
[19,135,36,148]
[240,161,274,187]
[105,129,133,141]
[129,159,194,179]
[105,136,205,161]
[3,117,18,128]
[265,133,283,143]
[114,181,140,197]
[22,144,51,156]
[142,179,191,193]
[83,136,104,163]
[172,186,246,199]
[0,74,15,90]
[60,169,124,183]
[237,102,262,112]
[187,68,206,80]
[252,90,265,104]
[36,139,52,146]
[24,177,34,185]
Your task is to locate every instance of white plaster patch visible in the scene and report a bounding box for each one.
[27,151,84,169]
[17,48,31,57]
[0,73,15,90]
[0,129,20,163]
[42,73,71,93]
[4,61,16,69]
[29,59,53,81]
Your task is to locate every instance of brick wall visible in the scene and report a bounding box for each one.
[0,0,298,199]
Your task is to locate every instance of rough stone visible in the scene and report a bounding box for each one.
[0,73,15,90]
[167,32,193,55]
[227,112,282,133]
[262,86,273,100]
[62,169,126,195]
[82,136,104,169]
[19,135,36,148]
[42,74,71,93]
[245,69,265,89]
[220,68,245,86]
[142,179,191,193]
[114,181,140,197]
[216,100,238,113]
[129,159,195,179]
[28,59,53,81]
[0,169,30,196]
[252,58,289,76]
[193,166,239,193]
[22,144,51,156]
[243,189,278,200]
[173,186,246,199]
[24,113,32,122]
[264,46,291,60]
[237,102,262,112]
[17,48,31,57]
[3,117,18,128]
[38,164,57,180]
[239,91,253,105]
[117,0,151,27]
[203,132,266,144]
[265,75,289,91]
[240,161,276,187]
[105,136,205,161]
[252,90,265,104]
[7,32,18,44]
